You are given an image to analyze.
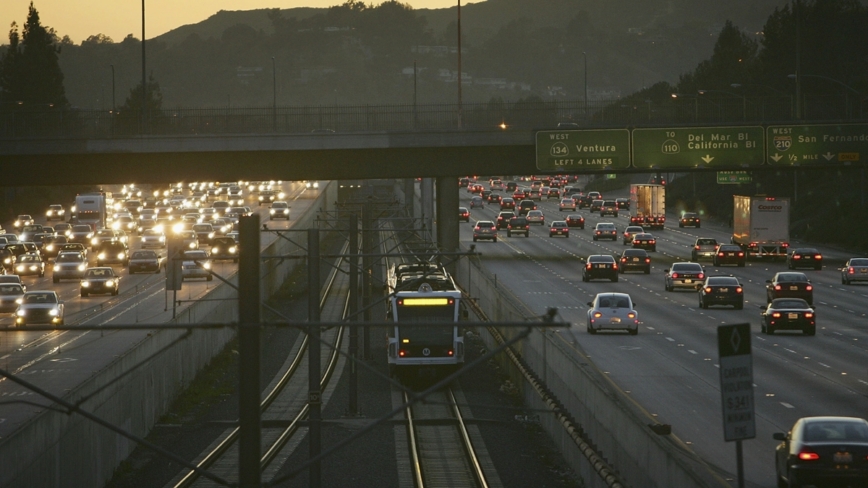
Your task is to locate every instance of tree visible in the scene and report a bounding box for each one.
[118,72,163,116]
[0,2,68,109]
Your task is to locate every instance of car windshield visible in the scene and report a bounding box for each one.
[56,253,82,262]
[0,285,23,294]
[803,421,868,441]
[185,251,208,259]
[132,251,156,259]
[719,245,740,251]
[588,256,614,263]
[777,273,808,282]
[192,225,212,232]
[73,225,91,232]
[85,268,114,277]
[24,292,56,303]
[623,250,646,257]
[272,202,288,208]
[19,255,39,262]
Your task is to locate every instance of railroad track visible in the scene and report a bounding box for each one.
[170,238,352,487]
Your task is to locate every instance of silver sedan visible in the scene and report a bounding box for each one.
[586,292,639,335]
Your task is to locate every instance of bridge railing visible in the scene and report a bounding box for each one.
[0,95,862,139]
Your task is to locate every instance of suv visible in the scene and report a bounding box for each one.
[593,223,617,241]
[96,241,130,266]
[496,211,516,230]
[472,221,498,242]
[691,238,719,261]
[599,200,619,217]
[506,217,530,237]
[518,200,538,216]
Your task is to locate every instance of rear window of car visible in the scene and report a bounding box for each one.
[697,239,717,245]
[718,245,740,252]
[850,259,868,266]
[476,221,495,227]
[588,255,615,263]
[596,224,616,230]
[707,277,739,285]
[623,250,646,257]
[597,295,631,308]
[672,263,703,272]
[510,218,528,224]
[777,273,808,282]
[772,299,810,309]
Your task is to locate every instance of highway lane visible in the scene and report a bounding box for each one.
[459,185,868,488]
[0,181,321,438]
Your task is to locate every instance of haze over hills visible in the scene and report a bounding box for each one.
[54,0,791,109]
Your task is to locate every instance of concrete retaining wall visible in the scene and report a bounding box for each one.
[0,183,336,488]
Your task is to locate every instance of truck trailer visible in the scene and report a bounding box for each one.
[731,195,789,259]
[73,193,107,231]
[629,184,666,230]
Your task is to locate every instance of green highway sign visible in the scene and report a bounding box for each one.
[535,129,630,172]
[632,126,764,169]
[717,171,752,184]
[767,124,868,166]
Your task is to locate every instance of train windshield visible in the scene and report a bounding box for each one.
[395,297,456,344]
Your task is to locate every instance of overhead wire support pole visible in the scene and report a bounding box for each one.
[348,213,360,416]
[238,214,261,488]
[308,228,323,487]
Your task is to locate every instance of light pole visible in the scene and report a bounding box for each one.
[141,0,147,133]
[671,93,698,122]
[788,73,863,118]
[271,57,276,132]
[457,0,463,128]
[698,89,746,121]
[731,83,793,119]
[582,51,588,119]
[110,64,115,113]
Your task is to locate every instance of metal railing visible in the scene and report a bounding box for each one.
[0,95,863,139]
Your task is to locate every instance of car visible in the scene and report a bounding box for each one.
[19,224,45,243]
[713,244,746,267]
[773,416,868,487]
[490,179,504,191]
[96,241,130,267]
[0,233,19,244]
[54,223,72,236]
[526,210,545,225]
[136,218,156,235]
[459,177,470,188]
[487,192,502,204]
[632,233,657,252]
[90,229,119,251]
[15,291,64,326]
[181,250,213,281]
[114,215,137,233]
[505,181,518,192]
[14,253,45,277]
[499,197,515,210]
[179,230,199,250]
[592,222,617,241]
[766,272,813,305]
[258,190,276,205]
[841,257,868,285]
[45,204,66,221]
[52,251,88,283]
[561,186,576,198]
[698,276,744,309]
[788,247,823,270]
[528,188,542,201]
[269,201,291,220]
[622,225,645,245]
[582,255,619,282]
[472,221,497,242]
[589,199,604,213]
[129,250,164,274]
[13,214,34,228]
[679,212,701,228]
[619,249,650,274]
[57,242,88,259]
[209,237,239,263]
[559,198,576,211]
[518,200,537,216]
[565,214,585,229]
[549,221,569,237]
[480,189,493,201]
[469,196,485,209]
[506,217,530,237]
[586,293,638,335]
[761,298,816,335]
[192,223,216,246]
[0,283,25,313]
[664,262,705,291]
[468,183,484,194]
[140,229,167,249]
[545,187,560,199]
[691,238,719,261]
[458,207,470,222]
[80,267,121,297]
[495,211,516,230]
[599,200,619,217]
[615,198,630,211]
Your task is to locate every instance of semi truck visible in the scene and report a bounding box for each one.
[731,195,790,259]
[629,184,666,230]
[72,192,107,231]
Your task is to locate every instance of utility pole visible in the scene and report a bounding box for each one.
[457,0,463,128]
[141,0,147,133]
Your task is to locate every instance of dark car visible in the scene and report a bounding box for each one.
[472,221,497,242]
[0,248,15,273]
[41,235,68,260]
[788,247,823,270]
[209,237,239,262]
[698,276,744,309]
[546,187,560,199]
[192,223,216,246]
[549,221,569,238]
[80,267,120,297]
[506,217,530,237]
[505,181,518,192]
[565,214,585,229]
[496,211,516,230]
[458,207,470,222]
[679,212,701,228]
[622,225,645,245]
[589,199,604,213]
[766,272,813,306]
[615,198,630,211]
[773,416,868,487]
[619,249,650,274]
[632,233,657,252]
[592,223,617,241]
[664,262,705,291]
[713,244,746,267]
[518,200,537,216]
[96,241,130,267]
[599,200,619,217]
[582,255,618,282]
[129,250,164,274]
[761,298,816,335]
[499,198,516,210]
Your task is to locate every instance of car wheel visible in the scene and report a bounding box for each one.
[582,275,589,283]
[587,324,597,334]
[493,237,498,242]
[679,223,684,228]
[843,276,849,285]
[691,252,697,261]
[155,268,160,274]
[738,261,745,267]
[593,236,598,241]
[618,267,624,274]
[699,299,705,309]
[53,276,59,284]
[506,232,510,238]
[644,267,650,274]
[112,290,118,296]
[473,237,478,242]
[629,328,638,336]
[736,301,743,310]
[665,283,672,292]
[207,275,213,282]
[129,269,135,275]
[81,291,88,298]
[766,324,775,335]
[814,264,821,270]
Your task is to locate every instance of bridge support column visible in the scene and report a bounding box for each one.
[421,178,434,242]
[403,178,415,218]
[436,176,459,267]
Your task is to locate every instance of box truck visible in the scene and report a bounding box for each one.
[731,195,789,259]
[629,184,665,230]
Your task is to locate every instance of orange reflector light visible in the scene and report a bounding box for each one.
[402,298,450,306]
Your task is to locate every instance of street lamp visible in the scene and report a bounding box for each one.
[671,93,698,121]
[582,51,588,119]
[110,64,115,113]
[271,57,276,132]
[698,89,745,121]
[731,83,793,119]
[141,0,147,133]
[788,73,863,118]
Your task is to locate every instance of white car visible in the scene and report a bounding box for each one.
[181,250,212,281]
[559,198,576,211]
[525,210,545,225]
[15,290,64,326]
[586,293,638,335]
[141,229,167,249]
[269,201,291,220]
[53,251,88,283]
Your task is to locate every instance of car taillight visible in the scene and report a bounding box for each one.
[804,312,814,318]
[586,263,592,269]
[593,312,602,318]
[596,231,601,235]
[671,273,679,279]
[736,287,743,293]
[774,284,782,291]
[814,255,822,260]
[447,349,454,356]
[613,263,618,269]
[782,243,789,248]
[399,349,407,357]
[738,252,744,257]
[849,267,855,274]
[697,273,704,279]
[806,285,813,291]
[793,255,801,260]
[694,245,700,250]
[627,312,635,319]
[621,258,626,263]
[772,312,781,318]
[718,252,724,257]
[645,258,650,263]
[704,286,712,293]
[649,240,656,244]
[798,451,820,461]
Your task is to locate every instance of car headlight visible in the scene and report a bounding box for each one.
[49,309,58,316]
[17,309,25,316]
[4,258,10,264]
[188,242,196,249]
[82,280,90,287]
[16,265,24,272]
[269,209,276,214]
[91,238,99,245]
[159,236,165,242]
[212,247,220,254]
[118,252,125,259]
[278,192,286,199]
[203,262,211,270]
[46,245,54,251]
[208,232,214,239]
[229,246,237,254]
[98,252,106,260]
